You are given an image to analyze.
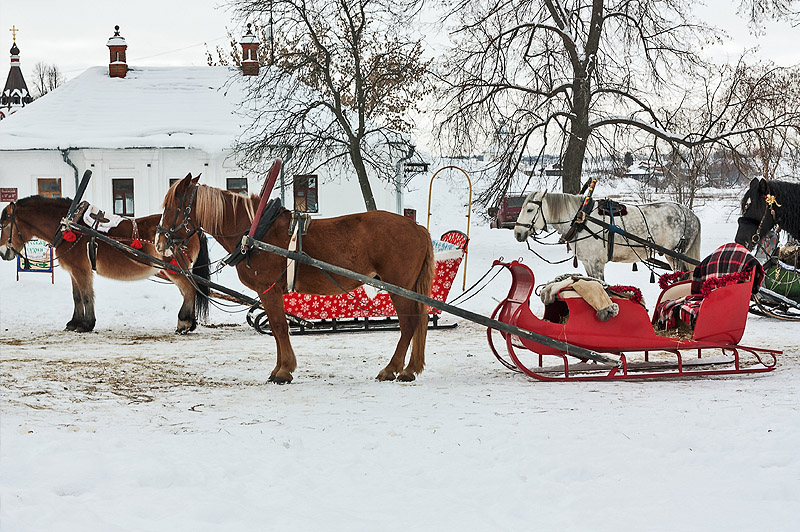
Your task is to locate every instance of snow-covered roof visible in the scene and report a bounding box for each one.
[0,66,250,152]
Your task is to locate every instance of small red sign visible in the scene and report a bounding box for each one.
[1,188,18,202]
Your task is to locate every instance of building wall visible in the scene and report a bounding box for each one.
[0,148,406,218]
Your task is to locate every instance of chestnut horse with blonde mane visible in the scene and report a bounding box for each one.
[0,195,209,333]
[156,174,435,383]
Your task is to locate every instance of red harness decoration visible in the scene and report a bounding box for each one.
[130,218,143,249]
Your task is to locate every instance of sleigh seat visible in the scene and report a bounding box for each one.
[652,243,764,343]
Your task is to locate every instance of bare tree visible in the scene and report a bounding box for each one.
[206,28,243,67]
[643,58,800,207]
[31,62,64,98]
[435,0,800,207]
[733,64,800,181]
[226,0,430,211]
[737,0,800,33]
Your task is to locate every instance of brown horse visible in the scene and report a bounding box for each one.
[0,195,209,333]
[156,174,435,383]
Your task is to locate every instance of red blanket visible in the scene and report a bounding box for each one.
[654,243,763,330]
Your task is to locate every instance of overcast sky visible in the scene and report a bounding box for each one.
[2,1,799,85]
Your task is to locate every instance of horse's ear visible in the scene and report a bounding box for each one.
[175,173,193,189]
[758,178,769,194]
[191,173,201,185]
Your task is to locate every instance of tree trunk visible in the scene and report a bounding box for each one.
[350,146,377,211]
[562,132,589,194]
[562,78,591,194]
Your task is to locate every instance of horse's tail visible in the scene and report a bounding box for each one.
[192,232,210,324]
[676,209,702,271]
[687,222,702,266]
[409,229,435,375]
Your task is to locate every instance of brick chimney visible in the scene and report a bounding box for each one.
[240,24,260,76]
[107,25,128,78]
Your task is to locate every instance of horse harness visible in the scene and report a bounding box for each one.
[55,201,150,270]
[156,183,203,254]
[286,212,312,292]
[740,190,782,247]
[1,202,30,267]
[221,198,284,268]
[562,196,690,270]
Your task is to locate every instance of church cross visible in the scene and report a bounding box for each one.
[9,25,18,42]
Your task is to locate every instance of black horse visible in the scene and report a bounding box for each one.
[736,178,800,250]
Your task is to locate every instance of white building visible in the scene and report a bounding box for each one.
[0,26,407,218]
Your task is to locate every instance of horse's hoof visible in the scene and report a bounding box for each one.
[176,319,195,334]
[376,369,397,381]
[397,372,416,382]
[65,323,77,331]
[268,371,293,384]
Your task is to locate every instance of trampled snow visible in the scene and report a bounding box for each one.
[1,177,798,531]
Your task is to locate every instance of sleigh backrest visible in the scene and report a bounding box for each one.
[439,230,469,251]
[494,260,535,325]
[692,271,755,343]
[654,280,692,307]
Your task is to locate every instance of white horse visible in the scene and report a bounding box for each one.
[514,190,701,280]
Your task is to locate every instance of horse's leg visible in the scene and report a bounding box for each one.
[581,257,606,281]
[377,295,418,381]
[65,274,84,331]
[260,290,297,384]
[167,272,197,334]
[70,268,96,332]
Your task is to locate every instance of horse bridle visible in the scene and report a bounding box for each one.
[739,191,782,247]
[156,183,202,254]
[0,202,37,267]
[514,195,547,235]
[1,203,25,257]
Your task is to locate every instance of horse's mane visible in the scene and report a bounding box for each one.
[542,192,582,223]
[190,184,256,234]
[769,180,800,239]
[15,195,73,209]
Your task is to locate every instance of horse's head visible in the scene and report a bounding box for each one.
[514,190,547,242]
[156,172,201,256]
[0,203,22,261]
[735,177,774,250]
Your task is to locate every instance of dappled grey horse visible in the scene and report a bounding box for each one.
[514,190,701,280]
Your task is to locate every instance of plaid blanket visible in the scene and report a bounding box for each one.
[654,243,763,330]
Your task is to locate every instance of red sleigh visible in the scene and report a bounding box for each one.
[487,244,780,381]
[248,230,469,334]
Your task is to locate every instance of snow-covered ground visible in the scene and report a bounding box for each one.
[2,178,798,531]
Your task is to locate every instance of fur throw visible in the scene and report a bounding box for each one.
[540,273,619,321]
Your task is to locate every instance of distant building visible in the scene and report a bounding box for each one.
[542,162,563,177]
[625,161,663,181]
[0,26,408,218]
[1,27,34,120]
